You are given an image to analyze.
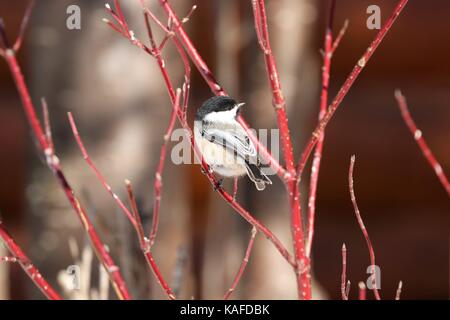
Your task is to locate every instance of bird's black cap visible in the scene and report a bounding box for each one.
[195,96,238,120]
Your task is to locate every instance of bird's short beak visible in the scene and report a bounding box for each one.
[237,102,245,109]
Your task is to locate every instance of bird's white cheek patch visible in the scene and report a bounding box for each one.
[203,107,238,123]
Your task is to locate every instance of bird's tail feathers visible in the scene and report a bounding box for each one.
[245,162,272,191]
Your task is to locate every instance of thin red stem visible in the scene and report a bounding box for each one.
[156,0,287,181]
[395,281,403,300]
[2,50,131,301]
[125,179,176,300]
[109,1,295,268]
[68,113,137,226]
[341,243,348,300]
[4,51,48,151]
[306,0,346,259]
[349,155,380,300]
[358,281,367,300]
[331,20,349,55]
[394,90,450,196]
[224,227,257,300]
[150,106,179,247]
[251,0,309,299]
[68,112,175,300]
[0,222,62,300]
[297,0,409,182]
[41,97,54,154]
[125,180,147,250]
[13,0,35,52]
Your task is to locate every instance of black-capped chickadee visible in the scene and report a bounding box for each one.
[194,96,272,191]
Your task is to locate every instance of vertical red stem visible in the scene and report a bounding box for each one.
[349,155,380,300]
[251,0,310,299]
[306,0,336,258]
[358,282,367,300]
[341,243,348,300]
[297,0,409,179]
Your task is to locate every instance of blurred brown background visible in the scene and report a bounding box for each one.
[0,0,448,299]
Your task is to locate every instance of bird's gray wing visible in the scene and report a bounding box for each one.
[202,125,257,161]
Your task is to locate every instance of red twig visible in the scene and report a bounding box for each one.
[394,90,450,196]
[68,112,176,300]
[251,0,310,299]
[358,281,367,300]
[224,227,257,300]
[12,0,35,52]
[125,179,176,300]
[125,180,147,247]
[144,10,183,247]
[177,96,296,268]
[341,243,349,300]
[331,20,349,55]
[141,2,293,266]
[150,106,179,247]
[395,281,403,300]
[107,1,295,268]
[156,0,287,180]
[41,98,54,154]
[306,0,349,259]
[0,6,131,299]
[68,113,137,226]
[0,222,62,300]
[297,0,409,181]
[348,155,380,300]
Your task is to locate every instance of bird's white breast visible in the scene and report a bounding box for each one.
[194,130,247,177]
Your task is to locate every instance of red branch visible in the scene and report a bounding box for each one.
[125,179,176,300]
[395,281,403,300]
[341,243,349,300]
[306,0,349,258]
[156,0,287,180]
[348,155,380,300]
[224,227,257,300]
[358,281,367,300]
[0,222,62,300]
[105,0,295,268]
[68,112,176,300]
[104,0,410,300]
[394,90,450,196]
[0,5,131,300]
[67,113,137,226]
[297,0,409,181]
[251,0,310,299]
[150,104,179,247]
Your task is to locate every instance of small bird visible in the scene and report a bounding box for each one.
[194,96,272,191]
